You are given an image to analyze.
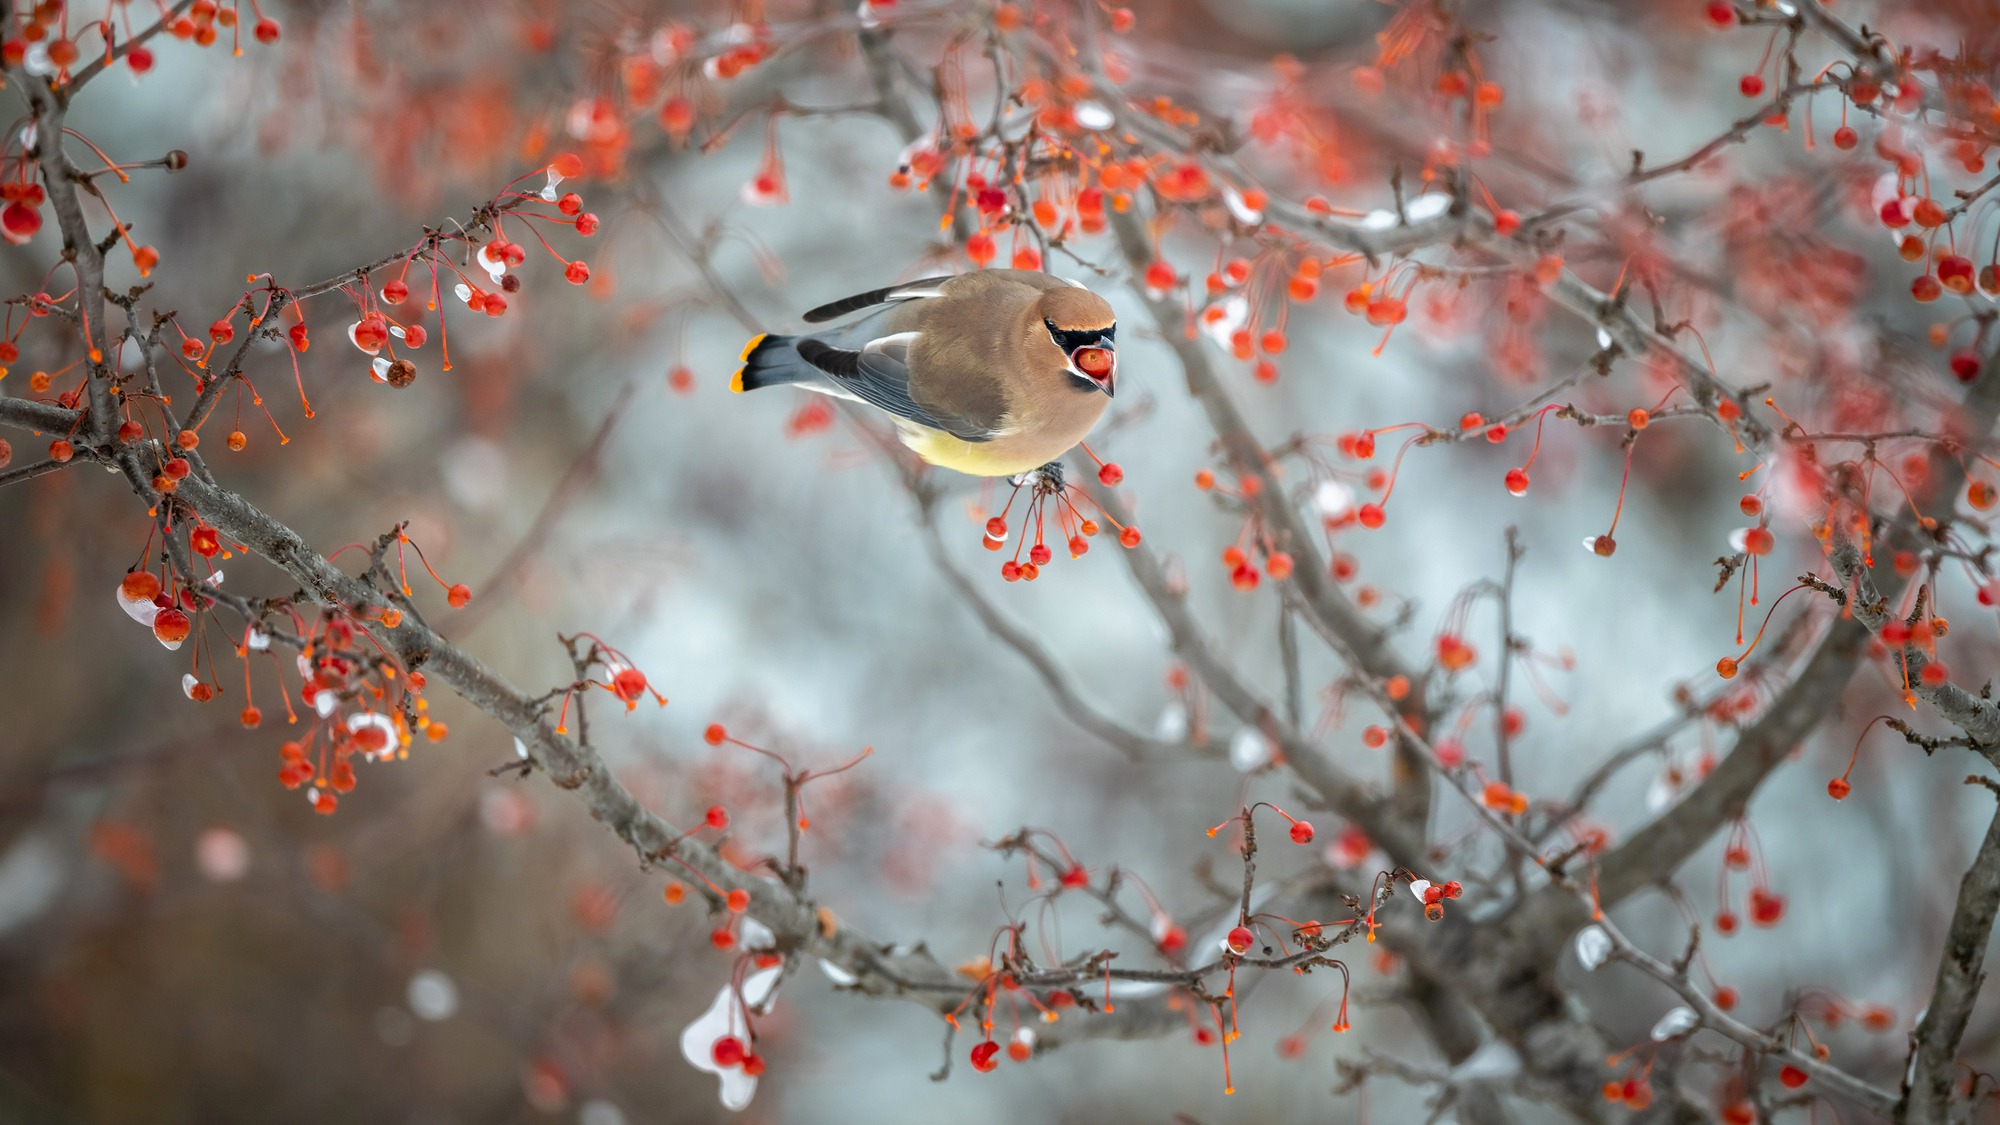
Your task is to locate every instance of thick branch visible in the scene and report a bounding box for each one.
[0,395,80,433]
[1900,787,2000,1124]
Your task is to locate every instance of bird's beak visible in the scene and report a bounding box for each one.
[1068,341,1117,398]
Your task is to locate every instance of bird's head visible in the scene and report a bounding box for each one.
[1039,286,1117,398]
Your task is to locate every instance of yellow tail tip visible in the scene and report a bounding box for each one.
[730,367,746,393]
[739,333,767,363]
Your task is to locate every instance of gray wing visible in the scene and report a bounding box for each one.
[800,277,956,324]
[795,332,995,443]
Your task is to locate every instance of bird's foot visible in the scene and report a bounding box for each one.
[1024,460,1065,497]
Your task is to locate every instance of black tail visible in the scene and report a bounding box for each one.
[732,333,815,393]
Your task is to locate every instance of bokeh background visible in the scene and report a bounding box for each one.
[1,0,1996,1121]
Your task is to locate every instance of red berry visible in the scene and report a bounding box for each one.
[565,260,591,284]
[122,571,162,602]
[1097,462,1123,486]
[1940,255,1976,293]
[970,1041,1001,1072]
[1357,503,1385,529]
[1225,925,1254,953]
[711,1036,746,1068]
[446,583,472,608]
[1739,73,1765,97]
[153,607,191,645]
[611,667,648,703]
[1951,351,1982,382]
[1748,889,1785,926]
[1289,820,1314,844]
[705,805,729,828]
[1119,526,1141,548]
[1780,1065,1807,1089]
[1504,468,1529,495]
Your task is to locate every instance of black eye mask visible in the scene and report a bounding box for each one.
[1045,319,1115,353]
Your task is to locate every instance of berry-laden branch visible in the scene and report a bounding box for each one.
[1075,463,1430,871]
[1583,912,1898,1116]
[159,464,961,999]
[161,451,1450,1069]
[175,188,549,445]
[1900,780,2000,1123]
[23,90,114,447]
[1596,354,2000,906]
[1103,207,1439,833]
[1823,533,2000,751]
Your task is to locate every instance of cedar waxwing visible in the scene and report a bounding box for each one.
[732,269,1118,477]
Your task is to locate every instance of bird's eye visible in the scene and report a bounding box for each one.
[1072,347,1113,377]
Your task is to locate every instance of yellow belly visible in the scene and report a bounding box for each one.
[900,425,1065,477]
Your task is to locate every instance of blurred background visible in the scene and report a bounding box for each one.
[1,0,1995,1121]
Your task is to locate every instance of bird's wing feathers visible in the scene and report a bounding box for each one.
[796,332,999,442]
[800,276,957,324]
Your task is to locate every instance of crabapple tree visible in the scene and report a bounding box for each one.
[6,0,2000,1122]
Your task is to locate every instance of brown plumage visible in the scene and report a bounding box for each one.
[733,269,1118,476]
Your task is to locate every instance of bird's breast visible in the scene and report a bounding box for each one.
[895,390,1107,477]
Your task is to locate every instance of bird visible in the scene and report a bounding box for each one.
[732,269,1118,477]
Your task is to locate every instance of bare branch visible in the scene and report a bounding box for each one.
[1899,784,2000,1123]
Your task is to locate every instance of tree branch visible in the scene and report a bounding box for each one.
[1899,783,2000,1123]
